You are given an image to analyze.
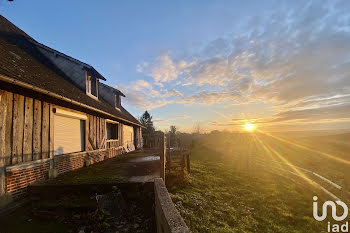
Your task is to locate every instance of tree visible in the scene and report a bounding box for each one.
[139,111,155,148]
[169,125,177,147]
[192,123,202,135]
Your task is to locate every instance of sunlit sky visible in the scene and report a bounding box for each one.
[2,0,350,132]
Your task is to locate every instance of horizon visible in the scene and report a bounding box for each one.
[2,0,350,133]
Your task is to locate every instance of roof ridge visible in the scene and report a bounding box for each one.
[0,15,33,39]
[0,15,142,127]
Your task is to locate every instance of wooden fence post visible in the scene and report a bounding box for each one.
[181,148,186,177]
[186,152,190,174]
[160,134,166,181]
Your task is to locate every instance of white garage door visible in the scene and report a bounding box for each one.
[54,114,85,155]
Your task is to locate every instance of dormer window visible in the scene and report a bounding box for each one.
[86,73,98,99]
[115,94,121,109]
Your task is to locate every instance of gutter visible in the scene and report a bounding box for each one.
[0,74,145,128]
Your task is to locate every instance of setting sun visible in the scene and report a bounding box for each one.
[244,123,256,131]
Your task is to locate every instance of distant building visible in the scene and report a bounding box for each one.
[0,15,143,200]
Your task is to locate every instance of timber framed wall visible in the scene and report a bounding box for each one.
[0,89,132,200]
[1,91,52,166]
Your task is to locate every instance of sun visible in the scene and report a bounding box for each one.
[244,123,256,132]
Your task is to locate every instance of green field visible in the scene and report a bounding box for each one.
[169,132,350,233]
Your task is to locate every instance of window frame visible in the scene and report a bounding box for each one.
[106,119,119,141]
[115,94,121,109]
[85,72,99,99]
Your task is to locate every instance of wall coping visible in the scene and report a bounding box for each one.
[154,178,190,233]
[6,149,108,172]
[54,149,107,162]
[6,158,51,172]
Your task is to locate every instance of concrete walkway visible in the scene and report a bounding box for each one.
[44,150,160,185]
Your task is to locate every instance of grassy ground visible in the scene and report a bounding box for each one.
[168,144,334,233]
[217,132,350,189]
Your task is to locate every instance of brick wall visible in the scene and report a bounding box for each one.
[3,149,125,200]
[6,162,50,199]
[106,147,123,159]
[88,151,106,165]
[55,153,85,175]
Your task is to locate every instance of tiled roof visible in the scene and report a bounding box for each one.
[0,15,142,127]
[100,82,126,97]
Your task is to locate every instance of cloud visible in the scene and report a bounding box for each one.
[179,91,242,105]
[154,115,191,122]
[272,103,350,123]
[163,89,183,97]
[133,80,152,89]
[118,80,173,109]
[136,62,149,73]
[126,0,350,129]
[137,53,194,86]
[121,79,243,109]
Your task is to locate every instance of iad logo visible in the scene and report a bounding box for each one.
[313,196,349,232]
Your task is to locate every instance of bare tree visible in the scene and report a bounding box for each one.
[192,123,202,135]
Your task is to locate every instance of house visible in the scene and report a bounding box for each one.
[0,15,144,201]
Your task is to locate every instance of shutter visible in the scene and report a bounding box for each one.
[54,114,83,155]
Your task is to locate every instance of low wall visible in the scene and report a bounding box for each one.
[154,178,190,233]
[6,159,50,199]
[3,148,123,202]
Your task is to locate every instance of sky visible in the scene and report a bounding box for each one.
[1,0,350,132]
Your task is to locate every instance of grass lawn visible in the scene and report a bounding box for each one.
[168,145,331,233]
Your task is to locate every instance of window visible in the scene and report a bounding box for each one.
[107,122,119,140]
[115,94,121,109]
[86,74,98,97]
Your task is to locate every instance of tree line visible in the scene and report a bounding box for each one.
[139,111,201,149]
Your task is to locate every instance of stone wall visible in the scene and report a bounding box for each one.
[154,178,190,233]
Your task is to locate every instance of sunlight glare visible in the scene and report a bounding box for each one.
[244,123,256,131]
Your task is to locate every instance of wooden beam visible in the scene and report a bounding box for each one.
[100,118,105,149]
[93,116,97,149]
[4,92,13,166]
[41,102,50,159]
[96,117,100,149]
[23,97,33,162]
[85,114,89,151]
[12,94,24,164]
[33,99,42,160]
[0,90,8,195]
[88,115,94,150]
[120,124,123,147]
[49,104,54,164]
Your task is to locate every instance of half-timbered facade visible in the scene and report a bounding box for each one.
[0,16,143,201]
